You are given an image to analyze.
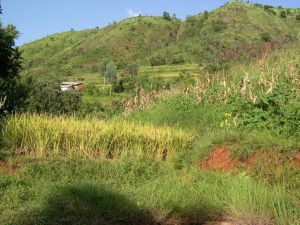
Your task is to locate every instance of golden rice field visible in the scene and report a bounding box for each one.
[1,114,193,159]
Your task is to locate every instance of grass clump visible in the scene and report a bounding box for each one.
[1,114,193,160]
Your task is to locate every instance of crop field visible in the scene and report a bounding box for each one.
[2,1,300,225]
[1,114,192,159]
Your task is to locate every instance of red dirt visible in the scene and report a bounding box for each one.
[200,147,240,172]
[290,152,300,169]
[0,161,20,174]
[200,146,300,175]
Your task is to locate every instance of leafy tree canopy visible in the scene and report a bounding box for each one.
[0,3,23,116]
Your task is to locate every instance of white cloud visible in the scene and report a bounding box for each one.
[126,8,140,17]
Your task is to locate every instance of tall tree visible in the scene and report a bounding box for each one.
[0,2,23,115]
[105,62,117,84]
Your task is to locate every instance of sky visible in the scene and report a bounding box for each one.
[2,0,300,46]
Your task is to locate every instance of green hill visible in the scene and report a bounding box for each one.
[21,2,300,80]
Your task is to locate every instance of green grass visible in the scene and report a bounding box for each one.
[0,157,299,225]
[1,3,300,224]
[20,2,300,81]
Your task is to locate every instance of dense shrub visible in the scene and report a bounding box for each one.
[296,15,300,21]
[26,81,82,115]
[233,88,300,136]
[280,11,287,18]
[261,32,271,42]
[172,55,185,64]
[150,55,166,66]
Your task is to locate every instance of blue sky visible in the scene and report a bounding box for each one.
[2,0,300,46]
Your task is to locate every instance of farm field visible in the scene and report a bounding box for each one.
[1,1,300,225]
[1,41,300,224]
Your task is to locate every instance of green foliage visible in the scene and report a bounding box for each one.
[105,61,117,83]
[0,21,22,116]
[20,2,300,79]
[296,14,300,20]
[280,10,287,18]
[0,157,298,225]
[172,55,185,64]
[233,88,300,136]
[162,11,171,20]
[130,94,225,131]
[99,58,110,76]
[263,5,273,10]
[26,81,82,115]
[261,32,271,42]
[125,63,139,76]
[150,55,166,66]
[100,59,117,83]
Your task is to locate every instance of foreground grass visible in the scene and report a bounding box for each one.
[0,157,299,225]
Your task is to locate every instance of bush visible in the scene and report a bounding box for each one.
[296,15,300,21]
[26,81,82,115]
[233,88,300,136]
[280,11,287,18]
[261,32,271,42]
[150,55,166,66]
[172,55,185,64]
[126,63,139,76]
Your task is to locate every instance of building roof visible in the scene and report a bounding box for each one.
[61,82,84,86]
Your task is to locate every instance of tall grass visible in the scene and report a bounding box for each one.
[1,114,193,159]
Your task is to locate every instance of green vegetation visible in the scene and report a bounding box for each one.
[1,40,300,225]
[20,1,300,80]
[0,12,23,116]
[1,2,300,225]
[2,114,192,159]
[26,81,82,115]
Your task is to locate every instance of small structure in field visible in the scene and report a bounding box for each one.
[61,82,86,91]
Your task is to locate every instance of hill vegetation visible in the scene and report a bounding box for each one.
[1,1,300,225]
[21,1,300,80]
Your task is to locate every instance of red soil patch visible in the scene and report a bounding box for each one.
[200,146,300,174]
[0,161,20,174]
[200,147,240,172]
[290,152,300,169]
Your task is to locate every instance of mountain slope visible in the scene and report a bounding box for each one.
[155,2,299,71]
[21,17,181,80]
[21,2,300,80]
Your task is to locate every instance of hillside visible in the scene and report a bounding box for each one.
[20,2,300,80]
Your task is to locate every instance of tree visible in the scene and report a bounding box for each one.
[99,59,117,84]
[105,61,117,83]
[0,3,23,116]
[99,58,110,76]
[163,11,171,20]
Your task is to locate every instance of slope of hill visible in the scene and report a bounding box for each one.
[21,17,181,80]
[20,2,300,80]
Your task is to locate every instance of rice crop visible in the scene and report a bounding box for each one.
[1,114,193,159]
